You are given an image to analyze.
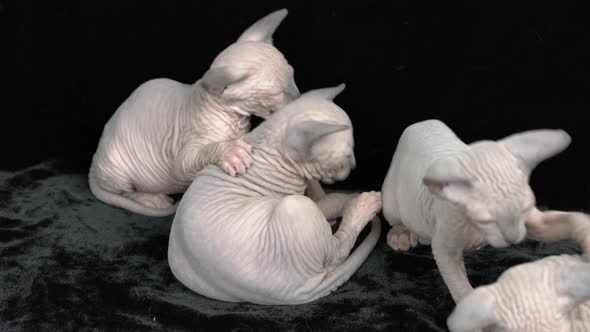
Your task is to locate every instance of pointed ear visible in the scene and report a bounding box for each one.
[284,120,350,160]
[201,66,251,96]
[558,262,590,308]
[500,129,571,175]
[237,9,288,44]
[302,84,346,101]
[423,156,474,207]
[447,289,499,332]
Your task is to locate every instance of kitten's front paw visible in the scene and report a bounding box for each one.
[387,224,418,251]
[343,191,382,231]
[219,139,253,176]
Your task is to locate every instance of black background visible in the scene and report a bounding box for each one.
[1,0,589,210]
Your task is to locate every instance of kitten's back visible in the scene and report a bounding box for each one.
[382,120,467,233]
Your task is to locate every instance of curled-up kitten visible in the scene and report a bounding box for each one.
[381,119,571,302]
[447,253,590,332]
[88,9,304,216]
[168,85,382,305]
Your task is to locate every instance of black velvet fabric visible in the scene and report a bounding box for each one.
[0,161,583,331]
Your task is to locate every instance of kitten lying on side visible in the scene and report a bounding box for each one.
[168,85,382,305]
[89,9,328,217]
[381,119,571,302]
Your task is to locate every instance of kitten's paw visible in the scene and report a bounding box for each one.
[219,139,253,176]
[129,192,174,209]
[387,224,418,251]
[343,191,382,230]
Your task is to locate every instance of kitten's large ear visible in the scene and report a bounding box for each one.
[301,84,346,101]
[558,262,590,308]
[447,288,499,332]
[201,66,252,96]
[499,129,571,176]
[423,156,474,207]
[237,9,288,44]
[284,120,350,160]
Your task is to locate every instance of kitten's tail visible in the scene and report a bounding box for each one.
[88,172,178,217]
[309,216,382,301]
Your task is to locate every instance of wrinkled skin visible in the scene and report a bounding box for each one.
[88,9,325,217]
[168,85,382,305]
[448,251,590,332]
[381,119,571,302]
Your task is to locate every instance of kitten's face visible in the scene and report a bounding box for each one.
[209,42,299,118]
[460,143,535,248]
[265,87,355,184]
[311,128,356,184]
[425,127,570,248]
[198,9,299,119]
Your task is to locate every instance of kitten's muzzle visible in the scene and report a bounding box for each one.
[504,225,527,245]
[506,232,526,245]
[488,232,525,248]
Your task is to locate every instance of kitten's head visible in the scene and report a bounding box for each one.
[423,129,571,248]
[199,9,299,119]
[447,255,590,332]
[250,84,355,184]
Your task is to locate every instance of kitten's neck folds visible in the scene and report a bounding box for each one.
[187,83,250,142]
[241,148,316,196]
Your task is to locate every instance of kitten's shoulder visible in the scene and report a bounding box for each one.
[136,78,188,91]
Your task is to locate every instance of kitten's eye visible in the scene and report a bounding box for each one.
[478,219,495,225]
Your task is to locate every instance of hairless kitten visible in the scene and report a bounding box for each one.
[168,85,382,304]
[88,9,326,216]
[381,119,571,302]
[448,211,590,332]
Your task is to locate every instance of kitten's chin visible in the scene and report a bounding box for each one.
[487,238,510,248]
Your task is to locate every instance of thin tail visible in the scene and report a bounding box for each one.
[88,172,178,217]
[309,216,382,301]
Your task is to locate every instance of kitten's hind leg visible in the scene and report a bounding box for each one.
[88,172,177,217]
[123,192,174,209]
[326,191,382,269]
[268,193,381,304]
[309,182,355,227]
[387,224,418,251]
[315,193,359,221]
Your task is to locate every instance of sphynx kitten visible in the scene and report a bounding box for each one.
[381,119,571,302]
[447,211,590,332]
[448,255,590,332]
[88,9,326,216]
[168,85,382,305]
